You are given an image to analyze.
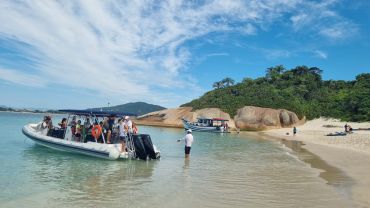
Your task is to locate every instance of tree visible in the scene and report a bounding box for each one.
[183,66,370,121]
[221,77,235,87]
[212,81,224,89]
[266,65,285,82]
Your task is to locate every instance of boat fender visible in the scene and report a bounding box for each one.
[109,147,120,159]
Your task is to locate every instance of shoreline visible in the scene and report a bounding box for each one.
[134,120,183,128]
[263,118,370,207]
[136,118,370,206]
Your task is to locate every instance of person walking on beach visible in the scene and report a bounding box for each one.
[177,129,194,158]
[293,126,297,136]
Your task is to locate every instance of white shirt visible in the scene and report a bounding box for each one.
[125,120,133,133]
[183,134,194,147]
[119,122,126,137]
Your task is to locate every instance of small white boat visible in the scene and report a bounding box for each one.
[22,110,160,160]
[182,118,230,133]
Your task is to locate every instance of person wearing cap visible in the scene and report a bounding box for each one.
[177,129,194,158]
[124,116,133,133]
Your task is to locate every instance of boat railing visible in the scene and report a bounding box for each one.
[126,133,136,158]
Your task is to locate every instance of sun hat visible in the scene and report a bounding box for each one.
[187,129,192,133]
[124,116,130,120]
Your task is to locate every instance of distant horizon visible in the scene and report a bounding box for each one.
[0,101,166,110]
[1,1,369,109]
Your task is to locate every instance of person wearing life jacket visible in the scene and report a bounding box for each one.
[91,121,103,143]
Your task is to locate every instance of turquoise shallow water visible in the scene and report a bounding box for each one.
[0,112,351,208]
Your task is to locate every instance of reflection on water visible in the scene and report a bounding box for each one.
[21,145,157,207]
[0,113,353,207]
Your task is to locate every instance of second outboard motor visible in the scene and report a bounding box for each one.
[140,134,157,159]
[132,134,147,160]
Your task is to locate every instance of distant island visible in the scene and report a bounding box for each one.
[87,102,166,116]
[181,65,370,122]
[0,106,61,114]
[0,102,166,116]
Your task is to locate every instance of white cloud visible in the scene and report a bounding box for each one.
[243,24,257,35]
[314,50,328,59]
[319,22,358,40]
[290,0,358,40]
[0,67,46,87]
[0,0,358,107]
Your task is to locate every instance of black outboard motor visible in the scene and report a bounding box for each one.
[132,134,147,160]
[132,134,158,160]
[141,134,157,159]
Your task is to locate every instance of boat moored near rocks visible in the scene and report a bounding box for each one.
[182,117,230,133]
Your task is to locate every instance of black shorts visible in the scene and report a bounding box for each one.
[75,133,81,138]
[119,136,126,143]
[185,146,191,154]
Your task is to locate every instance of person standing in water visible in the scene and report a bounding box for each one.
[178,129,194,158]
[293,126,297,136]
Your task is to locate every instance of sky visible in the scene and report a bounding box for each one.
[0,0,369,109]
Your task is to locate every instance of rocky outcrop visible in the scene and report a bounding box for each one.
[136,106,302,131]
[136,107,235,129]
[135,107,194,128]
[234,106,303,130]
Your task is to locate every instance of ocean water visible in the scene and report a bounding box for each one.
[0,112,352,208]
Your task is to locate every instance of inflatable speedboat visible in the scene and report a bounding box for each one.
[22,110,160,160]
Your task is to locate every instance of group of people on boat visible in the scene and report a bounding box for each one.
[41,115,138,151]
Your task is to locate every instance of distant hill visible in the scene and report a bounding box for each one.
[87,102,166,116]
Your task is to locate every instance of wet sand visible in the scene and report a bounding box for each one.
[264,118,370,207]
[280,139,354,200]
[304,143,370,208]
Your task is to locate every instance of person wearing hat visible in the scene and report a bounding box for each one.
[123,116,132,133]
[177,129,194,158]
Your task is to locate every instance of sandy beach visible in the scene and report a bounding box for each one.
[264,118,370,207]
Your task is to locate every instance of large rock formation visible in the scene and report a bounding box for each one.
[136,106,302,131]
[135,107,194,128]
[234,106,302,130]
[136,107,235,129]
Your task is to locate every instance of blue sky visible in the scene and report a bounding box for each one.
[0,0,369,109]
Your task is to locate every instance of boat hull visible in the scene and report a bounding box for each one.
[22,124,129,160]
[182,119,229,133]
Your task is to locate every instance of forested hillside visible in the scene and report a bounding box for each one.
[181,65,370,121]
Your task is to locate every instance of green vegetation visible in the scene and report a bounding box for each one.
[87,102,166,116]
[181,65,370,121]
